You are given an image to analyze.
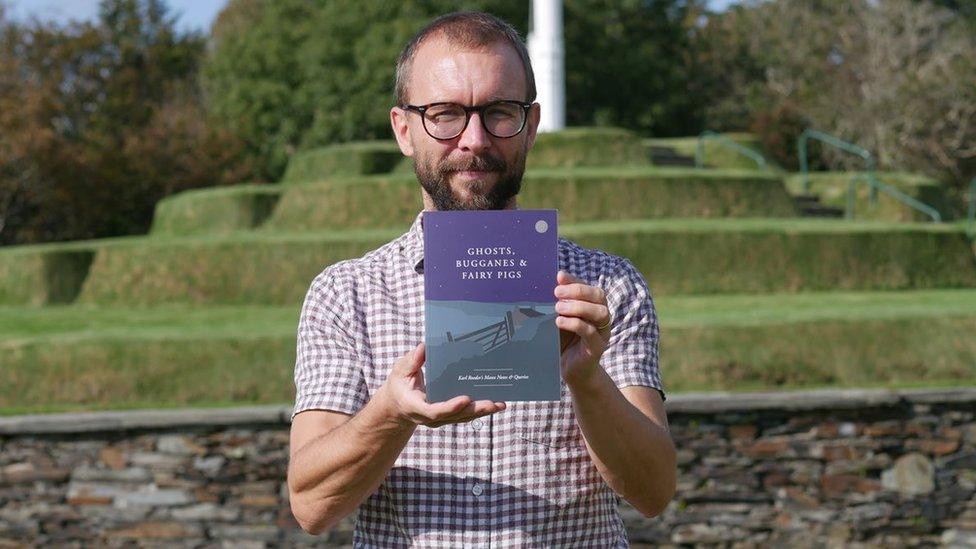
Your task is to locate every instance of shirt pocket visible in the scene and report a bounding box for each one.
[515,378,583,448]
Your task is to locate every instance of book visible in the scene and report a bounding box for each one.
[423,208,560,402]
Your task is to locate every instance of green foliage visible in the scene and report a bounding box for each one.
[690,0,976,190]
[278,128,654,182]
[3,291,975,412]
[562,0,700,136]
[281,141,410,182]
[526,128,651,169]
[568,219,976,295]
[202,0,700,179]
[203,0,528,180]
[665,315,976,391]
[66,219,976,306]
[264,168,796,233]
[75,230,397,305]
[784,172,960,222]
[150,184,281,236]
[644,133,781,171]
[0,246,95,306]
[0,0,250,246]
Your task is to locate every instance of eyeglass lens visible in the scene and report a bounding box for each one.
[423,103,525,139]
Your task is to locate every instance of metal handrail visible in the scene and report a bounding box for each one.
[695,131,768,171]
[847,174,941,222]
[798,129,876,195]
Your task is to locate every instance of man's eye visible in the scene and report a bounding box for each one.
[486,106,518,120]
[427,107,463,122]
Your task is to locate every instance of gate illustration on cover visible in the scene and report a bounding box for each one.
[445,307,546,353]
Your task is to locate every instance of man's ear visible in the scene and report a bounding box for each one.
[390,106,415,157]
[524,102,541,151]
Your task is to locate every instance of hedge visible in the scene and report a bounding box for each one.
[280,141,410,183]
[784,171,959,222]
[645,132,778,171]
[525,127,651,169]
[75,230,399,306]
[150,184,282,236]
[279,127,652,184]
[263,167,796,233]
[73,219,976,305]
[0,243,97,306]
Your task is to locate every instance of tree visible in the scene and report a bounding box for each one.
[204,0,528,181]
[563,0,699,136]
[692,0,976,188]
[0,0,250,246]
[203,0,701,180]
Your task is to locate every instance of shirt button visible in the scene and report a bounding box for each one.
[471,418,483,430]
[472,483,484,496]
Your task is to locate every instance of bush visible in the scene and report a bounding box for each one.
[72,220,976,306]
[281,142,410,182]
[750,103,824,172]
[0,1,250,246]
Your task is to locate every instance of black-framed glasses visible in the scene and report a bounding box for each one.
[400,100,532,140]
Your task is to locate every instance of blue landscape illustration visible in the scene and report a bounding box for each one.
[425,300,561,402]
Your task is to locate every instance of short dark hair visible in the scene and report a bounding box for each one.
[394,11,536,107]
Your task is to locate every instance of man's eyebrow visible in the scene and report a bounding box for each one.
[484,95,524,104]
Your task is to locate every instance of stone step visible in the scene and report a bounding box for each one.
[648,146,698,168]
[792,193,846,218]
[798,203,846,218]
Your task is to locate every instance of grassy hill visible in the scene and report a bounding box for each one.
[0,128,973,414]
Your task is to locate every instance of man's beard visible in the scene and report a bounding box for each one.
[414,149,525,211]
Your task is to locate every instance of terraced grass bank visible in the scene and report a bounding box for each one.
[150,167,797,236]
[785,172,958,222]
[69,219,976,305]
[1,128,974,415]
[2,290,974,414]
[4,217,974,307]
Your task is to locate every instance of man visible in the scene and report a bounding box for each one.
[288,11,676,547]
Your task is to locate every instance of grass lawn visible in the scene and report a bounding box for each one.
[2,289,974,415]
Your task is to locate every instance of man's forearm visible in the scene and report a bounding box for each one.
[289,387,415,533]
[568,368,676,517]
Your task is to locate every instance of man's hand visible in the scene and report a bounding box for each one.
[378,342,507,428]
[554,270,611,387]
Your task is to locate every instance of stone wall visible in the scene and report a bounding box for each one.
[1,388,974,547]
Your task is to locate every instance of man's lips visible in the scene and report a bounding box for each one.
[451,169,497,179]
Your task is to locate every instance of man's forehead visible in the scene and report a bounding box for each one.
[407,36,527,101]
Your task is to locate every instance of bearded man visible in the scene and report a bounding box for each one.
[287,11,676,547]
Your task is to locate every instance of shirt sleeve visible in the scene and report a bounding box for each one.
[291,264,369,420]
[599,257,666,401]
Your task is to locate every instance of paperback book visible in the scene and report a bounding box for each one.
[423,208,560,402]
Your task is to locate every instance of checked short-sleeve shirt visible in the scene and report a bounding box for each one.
[292,209,665,548]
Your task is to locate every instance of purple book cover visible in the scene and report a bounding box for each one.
[423,209,560,402]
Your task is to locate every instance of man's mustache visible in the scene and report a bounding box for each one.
[438,155,506,174]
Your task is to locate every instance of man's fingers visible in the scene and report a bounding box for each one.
[419,398,506,426]
[556,270,581,284]
[424,395,471,416]
[556,316,607,353]
[555,299,608,325]
[432,399,505,424]
[428,408,497,428]
[396,342,426,376]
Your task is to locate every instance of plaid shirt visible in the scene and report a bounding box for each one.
[293,209,665,548]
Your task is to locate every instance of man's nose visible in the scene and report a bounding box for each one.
[456,112,491,153]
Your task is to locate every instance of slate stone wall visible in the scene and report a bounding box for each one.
[1,388,974,547]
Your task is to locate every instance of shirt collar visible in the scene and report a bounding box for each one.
[403,210,426,274]
[402,205,522,275]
